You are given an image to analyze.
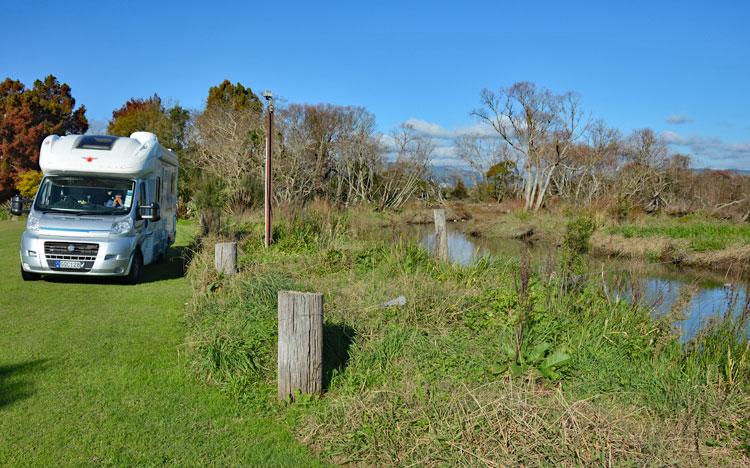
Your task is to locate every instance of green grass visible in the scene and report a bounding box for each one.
[609,217,750,251]
[0,220,322,466]
[184,209,750,465]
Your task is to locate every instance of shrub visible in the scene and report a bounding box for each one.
[193,174,227,235]
[560,215,595,277]
[16,170,43,199]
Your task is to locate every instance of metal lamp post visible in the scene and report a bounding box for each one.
[263,90,274,248]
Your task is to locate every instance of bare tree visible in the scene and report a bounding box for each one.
[617,128,671,210]
[554,120,621,202]
[454,133,510,184]
[187,104,264,191]
[275,104,384,205]
[472,82,588,211]
[376,123,433,210]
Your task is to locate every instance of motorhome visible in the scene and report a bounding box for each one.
[14,132,178,284]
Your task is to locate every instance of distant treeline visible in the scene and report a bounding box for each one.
[2,76,748,223]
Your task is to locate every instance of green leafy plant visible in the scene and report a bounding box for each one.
[491,341,572,381]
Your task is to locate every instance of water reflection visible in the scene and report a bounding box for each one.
[421,231,491,266]
[604,272,748,341]
[410,223,748,341]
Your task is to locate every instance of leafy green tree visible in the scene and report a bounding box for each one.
[107,94,190,151]
[449,178,468,199]
[206,80,263,113]
[0,75,88,199]
[485,160,518,202]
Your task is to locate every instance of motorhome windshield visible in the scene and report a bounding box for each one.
[34,176,135,215]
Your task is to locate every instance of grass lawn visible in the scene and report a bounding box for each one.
[0,220,322,466]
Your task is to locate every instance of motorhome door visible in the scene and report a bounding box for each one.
[136,181,156,265]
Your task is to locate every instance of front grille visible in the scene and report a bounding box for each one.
[44,242,99,261]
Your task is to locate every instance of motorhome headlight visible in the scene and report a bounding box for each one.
[111,217,134,236]
[27,213,40,232]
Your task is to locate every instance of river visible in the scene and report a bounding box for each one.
[408,223,749,341]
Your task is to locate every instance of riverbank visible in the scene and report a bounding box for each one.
[593,217,750,274]
[387,202,750,275]
[185,206,750,465]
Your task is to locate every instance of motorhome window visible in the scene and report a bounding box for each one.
[75,135,118,150]
[34,176,135,214]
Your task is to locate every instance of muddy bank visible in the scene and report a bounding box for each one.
[591,232,750,274]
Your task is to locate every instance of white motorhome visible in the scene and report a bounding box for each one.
[15,132,178,284]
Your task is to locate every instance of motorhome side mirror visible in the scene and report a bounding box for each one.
[10,195,23,216]
[138,202,161,222]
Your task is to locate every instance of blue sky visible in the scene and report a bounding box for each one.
[1,0,749,168]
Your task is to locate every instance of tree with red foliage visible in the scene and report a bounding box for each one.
[0,75,88,199]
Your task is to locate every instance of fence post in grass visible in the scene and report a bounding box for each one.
[214,242,237,275]
[433,208,449,261]
[277,291,323,401]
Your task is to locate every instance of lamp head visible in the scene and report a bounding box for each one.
[262,90,273,101]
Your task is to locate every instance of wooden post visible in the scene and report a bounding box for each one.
[277,291,323,401]
[214,242,237,275]
[434,208,449,261]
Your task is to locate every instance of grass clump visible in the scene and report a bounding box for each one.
[186,243,297,403]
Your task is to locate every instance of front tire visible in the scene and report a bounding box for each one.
[124,249,143,285]
[21,266,41,281]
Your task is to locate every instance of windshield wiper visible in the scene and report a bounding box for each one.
[76,211,117,216]
[38,208,74,213]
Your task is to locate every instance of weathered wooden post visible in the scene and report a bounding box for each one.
[277,291,323,401]
[214,242,237,275]
[433,208,449,261]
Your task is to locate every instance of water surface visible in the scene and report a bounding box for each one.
[408,223,749,341]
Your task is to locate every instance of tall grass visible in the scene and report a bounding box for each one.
[184,205,750,465]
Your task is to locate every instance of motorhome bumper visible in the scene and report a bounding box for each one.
[20,233,136,276]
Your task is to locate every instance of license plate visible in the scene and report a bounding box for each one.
[55,260,85,269]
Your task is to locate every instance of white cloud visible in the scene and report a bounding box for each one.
[392,118,499,167]
[402,118,497,140]
[666,114,692,125]
[661,130,750,169]
[403,118,454,139]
